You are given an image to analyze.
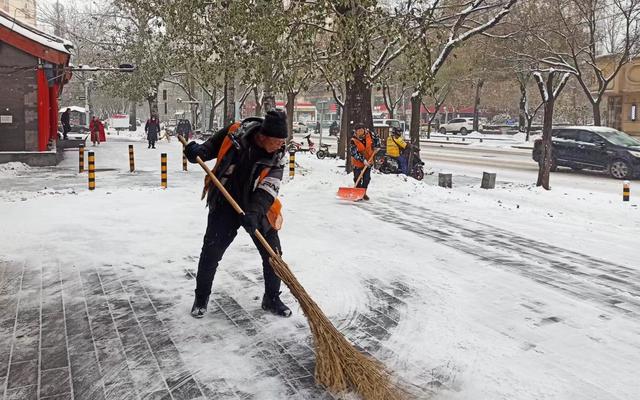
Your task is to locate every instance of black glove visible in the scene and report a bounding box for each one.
[183,141,202,163]
[240,212,261,235]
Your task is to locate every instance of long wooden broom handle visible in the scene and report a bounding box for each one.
[354,149,379,187]
[178,135,279,260]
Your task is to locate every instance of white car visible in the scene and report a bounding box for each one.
[438,118,481,135]
[293,121,309,133]
[373,119,404,132]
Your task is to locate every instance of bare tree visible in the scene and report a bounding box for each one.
[515,71,544,141]
[402,0,518,149]
[534,70,571,189]
[528,0,640,125]
[421,83,451,139]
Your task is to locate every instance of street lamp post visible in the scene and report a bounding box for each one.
[176,98,201,133]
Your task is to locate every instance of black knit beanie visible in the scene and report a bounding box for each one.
[260,110,288,138]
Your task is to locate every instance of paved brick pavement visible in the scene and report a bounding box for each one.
[0,261,206,400]
[1,260,435,400]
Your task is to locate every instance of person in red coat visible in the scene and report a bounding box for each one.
[98,119,106,143]
[89,116,105,146]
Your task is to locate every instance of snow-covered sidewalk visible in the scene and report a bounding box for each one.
[0,139,638,399]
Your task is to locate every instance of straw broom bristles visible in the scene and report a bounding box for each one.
[269,253,406,400]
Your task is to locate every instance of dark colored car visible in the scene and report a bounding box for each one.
[532,126,640,179]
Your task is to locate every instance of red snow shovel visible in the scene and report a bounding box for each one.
[337,150,379,201]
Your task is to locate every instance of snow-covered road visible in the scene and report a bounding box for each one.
[0,136,638,400]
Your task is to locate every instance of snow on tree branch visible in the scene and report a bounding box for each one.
[430,0,518,75]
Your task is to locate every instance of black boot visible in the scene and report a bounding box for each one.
[190,295,210,318]
[261,292,292,317]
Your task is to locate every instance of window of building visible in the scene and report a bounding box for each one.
[164,103,168,115]
[162,90,167,101]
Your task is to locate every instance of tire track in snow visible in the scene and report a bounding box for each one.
[362,198,640,320]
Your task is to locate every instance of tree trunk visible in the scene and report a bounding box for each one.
[410,93,422,149]
[428,113,438,140]
[592,101,601,126]
[286,91,296,142]
[338,106,347,160]
[519,84,527,132]
[537,99,555,190]
[382,84,395,119]
[344,67,373,172]
[208,106,215,130]
[344,67,373,131]
[223,71,235,126]
[147,92,158,117]
[253,87,262,116]
[262,85,276,113]
[472,79,484,132]
[525,116,534,142]
[208,90,216,130]
[129,101,137,131]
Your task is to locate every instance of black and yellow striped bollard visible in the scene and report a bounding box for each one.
[623,181,630,202]
[88,151,95,190]
[289,150,295,178]
[128,145,135,172]
[182,145,188,171]
[78,144,85,173]
[161,153,168,188]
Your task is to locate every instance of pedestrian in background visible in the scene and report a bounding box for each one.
[145,115,161,149]
[350,123,380,201]
[89,116,104,146]
[61,108,71,140]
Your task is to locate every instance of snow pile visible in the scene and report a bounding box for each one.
[105,125,148,141]
[465,130,484,138]
[0,162,30,177]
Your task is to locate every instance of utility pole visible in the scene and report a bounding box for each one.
[54,1,62,37]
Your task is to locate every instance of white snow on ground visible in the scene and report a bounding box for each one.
[0,162,30,177]
[306,130,536,150]
[424,132,537,149]
[0,138,639,399]
[105,126,148,140]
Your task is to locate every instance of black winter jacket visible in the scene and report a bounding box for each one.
[195,120,285,221]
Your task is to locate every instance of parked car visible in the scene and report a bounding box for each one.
[293,121,308,134]
[438,117,481,135]
[373,119,404,132]
[532,126,640,179]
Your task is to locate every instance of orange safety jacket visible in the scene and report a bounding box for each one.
[351,132,375,169]
[202,122,283,230]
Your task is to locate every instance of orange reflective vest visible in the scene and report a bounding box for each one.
[351,132,375,169]
[202,122,283,230]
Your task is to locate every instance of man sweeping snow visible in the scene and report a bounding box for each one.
[350,123,381,200]
[183,110,292,318]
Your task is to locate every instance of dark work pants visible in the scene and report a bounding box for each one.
[353,167,371,189]
[396,155,409,175]
[195,204,282,301]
